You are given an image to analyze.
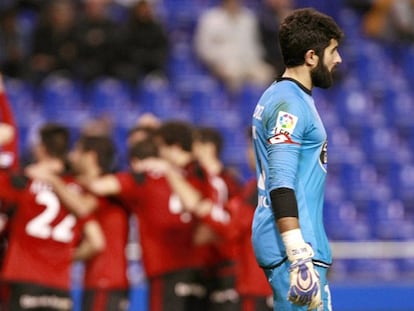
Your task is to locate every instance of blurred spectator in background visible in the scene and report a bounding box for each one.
[29,0,77,83]
[114,0,169,84]
[0,7,30,78]
[74,0,117,83]
[194,0,274,93]
[363,0,414,44]
[345,0,374,14]
[257,0,294,77]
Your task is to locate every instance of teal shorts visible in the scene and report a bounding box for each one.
[263,261,332,311]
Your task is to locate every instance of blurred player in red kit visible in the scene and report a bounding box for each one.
[0,73,19,258]
[86,132,212,311]
[0,74,18,170]
[0,73,20,309]
[225,129,273,311]
[0,123,105,311]
[192,126,243,311]
[28,134,130,311]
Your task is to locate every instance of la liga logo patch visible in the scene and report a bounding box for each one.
[276,111,298,134]
[268,111,299,145]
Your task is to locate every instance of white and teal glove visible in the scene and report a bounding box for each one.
[282,229,321,310]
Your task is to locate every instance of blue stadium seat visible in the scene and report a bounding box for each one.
[161,0,201,36]
[402,45,414,83]
[237,83,266,124]
[86,77,141,128]
[188,77,227,124]
[39,75,89,126]
[359,125,404,166]
[167,42,203,80]
[383,88,414,132]
[346,259,400,281]
[324,200,372,241]
[219,126,248,167]
[338,162,381,202]
[327,126,366,165]
[397,258,414,278]
[135,77,191,121]
[368,199,414,240]
[3,78,36,125]
[112,126,129,171]
[387,163,414,202]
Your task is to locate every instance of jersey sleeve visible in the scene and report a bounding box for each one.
[0,171,24,204]
[265,96,309,191]
[200,194,254,242]
[0,92,19,170]
[186,161,216,200]
[116,171,143,207]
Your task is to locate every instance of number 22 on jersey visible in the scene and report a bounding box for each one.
[25,186,76,243]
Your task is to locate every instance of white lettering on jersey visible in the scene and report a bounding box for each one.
[26,189,76,243]
[175,282,207,298]
[258,195,270,208]
[210,289,240,303]
[169,193,192,223]
[253,105,265,120]
[258,169,265,190]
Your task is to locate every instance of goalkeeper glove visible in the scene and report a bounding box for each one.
[282,229,321,310]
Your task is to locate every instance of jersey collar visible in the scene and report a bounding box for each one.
[276,77,312,96]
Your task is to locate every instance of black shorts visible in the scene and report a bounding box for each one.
[206,274,240,311]
[240,295,273,311]
[5,282,72,311]
[149,268,208,311]
[202,260,240,311]
[81,288,129,311]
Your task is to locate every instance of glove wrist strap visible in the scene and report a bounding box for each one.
[281,228,304,246]
[281,229,313,262]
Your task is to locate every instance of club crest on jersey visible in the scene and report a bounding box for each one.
[268,111,299,145]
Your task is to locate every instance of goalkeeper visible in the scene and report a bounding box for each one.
[251,8,344,311]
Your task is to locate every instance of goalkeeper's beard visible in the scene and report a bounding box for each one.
[311,60,334,89]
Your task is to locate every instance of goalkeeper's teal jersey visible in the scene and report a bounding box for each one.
[251,78,331,268]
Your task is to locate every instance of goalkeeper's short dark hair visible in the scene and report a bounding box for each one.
[279,8,344,67]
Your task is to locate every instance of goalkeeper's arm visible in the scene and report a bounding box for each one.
[270,188,321,310]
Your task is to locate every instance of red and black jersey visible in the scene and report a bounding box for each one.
[0,90,20,258]
[199,168,242,271]
[226,178,272,297]
[0,172,92,290]
[116,171,201,278]
[182,160,216,201]
[181,161,226,268]
[83,196,129,290]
